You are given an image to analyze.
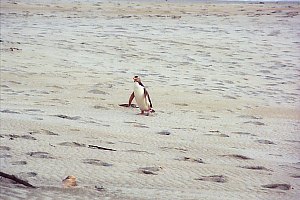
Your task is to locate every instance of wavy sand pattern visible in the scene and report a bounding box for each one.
[0,0,299,199]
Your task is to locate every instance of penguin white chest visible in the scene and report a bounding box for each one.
[134,83,150,111]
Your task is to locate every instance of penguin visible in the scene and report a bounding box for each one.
[128,76,154,115]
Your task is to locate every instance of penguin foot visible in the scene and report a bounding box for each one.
[137,111,150,116]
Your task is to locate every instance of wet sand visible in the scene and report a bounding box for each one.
[0,0,300,199]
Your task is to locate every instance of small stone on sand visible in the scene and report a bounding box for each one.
[62,175,77,188]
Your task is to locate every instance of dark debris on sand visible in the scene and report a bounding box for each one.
[262,183,292,190]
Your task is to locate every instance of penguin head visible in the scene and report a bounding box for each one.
[133,76,141,83]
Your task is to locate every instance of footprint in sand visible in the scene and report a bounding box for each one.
[41,129,59,136]
[93,105,109,110]
[82,159,113,167]
[88,89,108,95]
[0,146,11,151]
[95,185,105,192]
[291,175,300,178]
[0,109,21,114]
[262,183,292,190]
[160,146,188,153]
[0,154,12,158]
[285,140,300,144]
[238,165,272,171]
[2,134,36,140]
[157,130,171,136]
[133,123,149,128]
[204,133,230,137]
[244,121,265,126]
[0,146,11,158]
[238,115,262,120]
[195,175,228,183]
[53,114,81,120]
[58,142,86,147]
[27,152,54,159]
[26,172,38,177]
[255,139,275,145]
[176,157,205,164]
[19,172,38,177]
[11,161,27,165]
[221,154,252,160]
[137,167,162,175]
[231,131,257,136]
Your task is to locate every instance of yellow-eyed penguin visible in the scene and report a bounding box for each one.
[128,76,154,115]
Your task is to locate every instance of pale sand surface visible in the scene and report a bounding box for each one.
[1,0,300,199]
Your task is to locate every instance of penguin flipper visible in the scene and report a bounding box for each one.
[128,92,135,106]
[144,88,153,108]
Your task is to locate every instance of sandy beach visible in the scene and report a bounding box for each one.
[1,0,299,199]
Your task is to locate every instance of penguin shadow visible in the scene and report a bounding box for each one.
[136,111,156,117]
[119,103,156,117]
[119,103,138,108]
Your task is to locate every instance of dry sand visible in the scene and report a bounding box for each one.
[0,0,300,199]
